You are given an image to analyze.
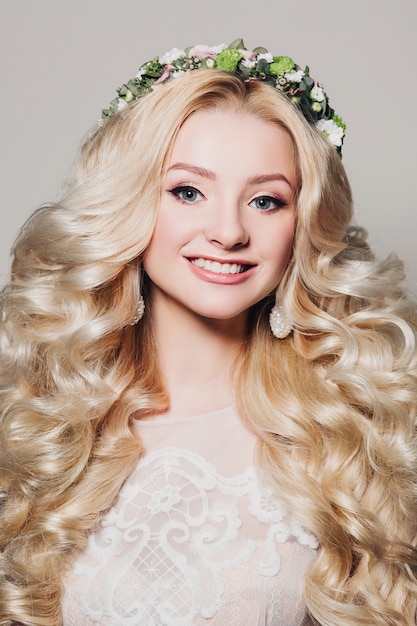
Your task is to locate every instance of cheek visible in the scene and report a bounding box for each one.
[282,229,295,261]
[267,218,296,271]
[143,225,165,276]
[144,214,175,262]
[143,209,194,279]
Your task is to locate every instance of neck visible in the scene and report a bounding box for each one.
[150,292,247,419]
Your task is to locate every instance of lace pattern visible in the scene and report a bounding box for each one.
[62,408,318,625]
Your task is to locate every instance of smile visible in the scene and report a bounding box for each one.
[190,258,247,275]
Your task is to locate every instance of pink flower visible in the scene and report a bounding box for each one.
[240,49,256,60]
[155,64,173,84]
[189,44,217,60]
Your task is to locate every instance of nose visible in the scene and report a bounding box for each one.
[204,203,249,249]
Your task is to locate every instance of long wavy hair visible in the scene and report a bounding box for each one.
[0,70,416,625]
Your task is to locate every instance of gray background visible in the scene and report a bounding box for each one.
[1,0,416,293]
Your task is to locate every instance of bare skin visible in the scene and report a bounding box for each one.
[144,109,296,419]
[151,292,246,418]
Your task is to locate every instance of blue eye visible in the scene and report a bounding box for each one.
[169,186,204,203]
[250,196,287,211]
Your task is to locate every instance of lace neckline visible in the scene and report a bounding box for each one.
[62,445,318,626]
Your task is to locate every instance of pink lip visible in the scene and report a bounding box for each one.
[187,258,255,284]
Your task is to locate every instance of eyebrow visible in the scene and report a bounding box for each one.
[167,162,294,189]
[167,163,216,180]
[247,173,293,190]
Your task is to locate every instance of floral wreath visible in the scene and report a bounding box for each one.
[100,38,346,155]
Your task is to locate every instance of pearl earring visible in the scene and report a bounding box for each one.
[130,294,145,325]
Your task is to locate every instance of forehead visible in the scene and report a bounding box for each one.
[167,109,296,183]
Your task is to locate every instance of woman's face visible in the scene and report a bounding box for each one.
[143,109,297,327]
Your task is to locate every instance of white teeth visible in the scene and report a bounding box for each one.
[191,258,244,274]
[209,260,220,272]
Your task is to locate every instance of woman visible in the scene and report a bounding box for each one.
[0,40,416,625]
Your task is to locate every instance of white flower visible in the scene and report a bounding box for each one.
[159,47,185,64]
[316,119,345,147]
[115,97,128,112]
[257,52,273,63]
[311,85,325,102]
[135,68,145,80]
[172,70,186,78]
[242,59,256,69]
[211,43,227,54]
[284,69,304,83]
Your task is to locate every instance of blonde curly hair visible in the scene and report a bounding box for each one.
[0,70,416,625]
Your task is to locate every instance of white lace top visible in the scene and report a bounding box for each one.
[62,406,318,625]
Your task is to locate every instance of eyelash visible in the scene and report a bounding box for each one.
[249,195,288,212]
[168,186,288,212]
[168,185,204,204]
